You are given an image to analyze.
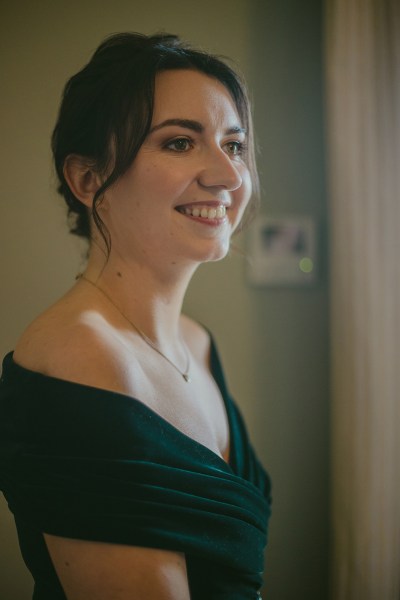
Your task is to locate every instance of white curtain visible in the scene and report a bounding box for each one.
[325,0,400,598]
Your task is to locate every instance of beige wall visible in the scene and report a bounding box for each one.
[247,1,329,596]
[0,1,329,598]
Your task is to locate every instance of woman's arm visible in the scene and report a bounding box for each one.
[44,534,191,600]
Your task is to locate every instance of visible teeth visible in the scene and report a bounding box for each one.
[180,205,226,219]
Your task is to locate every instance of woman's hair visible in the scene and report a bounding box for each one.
[51,32,259,252]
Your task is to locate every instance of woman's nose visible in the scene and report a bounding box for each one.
[197,148,243,191]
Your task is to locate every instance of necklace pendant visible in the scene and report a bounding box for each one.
[183,373,191,383]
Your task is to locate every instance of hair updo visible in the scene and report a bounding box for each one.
[51,32,259,252]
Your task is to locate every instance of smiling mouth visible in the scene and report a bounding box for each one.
[176,205,227,220]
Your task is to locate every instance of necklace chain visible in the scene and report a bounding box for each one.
[78,274,191,383]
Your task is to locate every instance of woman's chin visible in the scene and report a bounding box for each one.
[197,240,231,264]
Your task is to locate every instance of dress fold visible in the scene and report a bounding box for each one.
[0,336,271,599]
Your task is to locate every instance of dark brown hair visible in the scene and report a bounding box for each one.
[51,32,259,253]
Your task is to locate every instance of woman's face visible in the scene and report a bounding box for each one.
[101,69,252,269]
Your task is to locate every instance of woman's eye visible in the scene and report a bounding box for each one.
[165,138,192,152]
[225,141,246,156]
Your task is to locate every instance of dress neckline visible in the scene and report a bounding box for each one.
[2,344,236,473]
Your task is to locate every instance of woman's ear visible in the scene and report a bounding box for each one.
[63,155,102,208]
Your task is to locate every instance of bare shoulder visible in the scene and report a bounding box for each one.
[180,314,211,365]
[13,295,134,392]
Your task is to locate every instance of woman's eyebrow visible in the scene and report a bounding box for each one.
[149,118,246,136]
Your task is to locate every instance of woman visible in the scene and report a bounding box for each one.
[0,32,271,599]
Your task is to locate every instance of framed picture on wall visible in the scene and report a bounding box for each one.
[246,215,317,286]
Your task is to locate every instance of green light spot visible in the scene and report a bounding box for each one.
[299,257,314,273]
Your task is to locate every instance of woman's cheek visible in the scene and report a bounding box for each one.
[236,168,252,213]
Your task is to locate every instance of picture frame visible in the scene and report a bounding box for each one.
[246,215,317,286]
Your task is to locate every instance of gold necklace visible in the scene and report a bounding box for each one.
[78,274,191,383]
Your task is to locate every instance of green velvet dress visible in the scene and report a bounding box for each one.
[0,336,271,599]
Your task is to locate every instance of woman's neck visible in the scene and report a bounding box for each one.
[81,245,197,348]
